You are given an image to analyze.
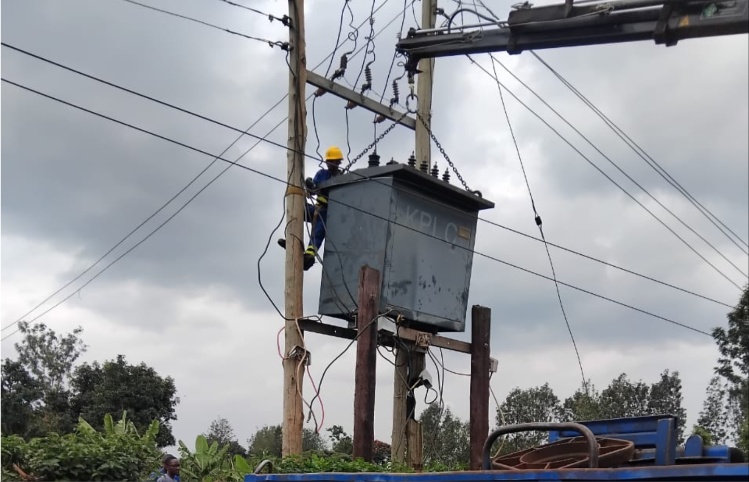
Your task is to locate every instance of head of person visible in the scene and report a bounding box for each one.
[324,146,344,173]
[163,454,180,477]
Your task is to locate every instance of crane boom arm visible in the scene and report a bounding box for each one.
[396,0,748,67]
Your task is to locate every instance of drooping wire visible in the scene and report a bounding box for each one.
[119,0,288,49]
[374,0,409,144]
[530,51,749,253]
[468,55,744,292]
[490,56,587,390]
[489,54,748,278]
[1,78,717,340]
[354,0,378,90]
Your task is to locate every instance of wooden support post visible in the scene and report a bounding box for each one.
[407,419,424,471]
[392,347,409,464]
[469,305,491,470]
[281,0,307,457]
[353,266,381,462]
[414,0,437,167]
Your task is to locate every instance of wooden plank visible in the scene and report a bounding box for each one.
[469,305,491,470]
[407,418,424,471]
[353,266,381,462]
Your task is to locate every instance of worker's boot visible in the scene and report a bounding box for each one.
[303,247,316,271]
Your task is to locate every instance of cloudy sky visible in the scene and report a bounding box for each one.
[2,0,747,454]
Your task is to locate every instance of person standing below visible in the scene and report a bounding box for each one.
[278,145,344,270]
[157,454,181,482]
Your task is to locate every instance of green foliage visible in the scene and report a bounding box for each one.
[70,354,179,447]
[0,412,161,481]
[327,425,353,455]
[204,416,248,458]
[691,425,715,446]
[1,324,180,447]
[179,434,235,482]
[247,425,327,457]
[496,383,560,453]
[420,404,469,468]
[710,285,748,452]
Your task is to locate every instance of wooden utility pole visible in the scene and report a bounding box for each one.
[414,0,437,167]
[282,0,307,457]
[469,306,491,470]
[353,266,381,461]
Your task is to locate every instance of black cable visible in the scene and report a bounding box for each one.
[478,218,734,308]
[119,0,287,48]
[373,0,409,144]
[490,56,586,390]
[492,54,749,275]
[530,51,749,253]
[1,78,714,339]
[216,0,288,24]
[342,1,360,59]
[468,55,744,292]
[2,1,412,331]
[0,42,311,160]
[353,0,378,89]
[306,315,381,410]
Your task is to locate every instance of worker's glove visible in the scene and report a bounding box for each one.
[304,177,317,191]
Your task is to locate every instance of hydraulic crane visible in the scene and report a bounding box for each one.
[396,0,749,69]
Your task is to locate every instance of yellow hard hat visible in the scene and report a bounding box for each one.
[325,146,344,162]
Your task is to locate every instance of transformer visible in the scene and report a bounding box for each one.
[317,163,494,333]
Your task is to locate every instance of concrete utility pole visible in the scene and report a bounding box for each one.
[414,0,437,168]
[282,0,308,457]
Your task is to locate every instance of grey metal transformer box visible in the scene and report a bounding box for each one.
[317,163,494,333]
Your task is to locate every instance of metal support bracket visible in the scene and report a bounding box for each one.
[306,70,416,130]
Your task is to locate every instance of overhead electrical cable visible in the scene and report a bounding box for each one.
[215,0,288,25]
[530,51,749,253]
[2,0,412,331]
[3,44,730,327]
[490,56,587,389]
[2,77,714,339]
[120,0,288,48]
[468,55,744,291]
[489,54,748,277]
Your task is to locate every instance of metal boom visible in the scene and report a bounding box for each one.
[396,0,749,67]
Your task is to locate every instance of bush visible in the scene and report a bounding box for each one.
[0,412,161,481]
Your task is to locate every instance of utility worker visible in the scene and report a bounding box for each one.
[278,145,344,270]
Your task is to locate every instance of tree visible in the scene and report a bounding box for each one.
[1,322,87,436]
[69,355,179,447]
[1,359,43,437]
[598,373,650,419]
[695,376,729,444]
[646,370,687,440]
[420,403,469,468]
[556,382,604,422]
[327,425,352,455]
[711,285,748,449]
[495,383,559,453]
[247,425,327,457]
[204,416,247,457]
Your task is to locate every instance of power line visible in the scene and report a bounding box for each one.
[215,0,289,25]
[489,56,587,390]
[2,0,411,332]
[2,77,714,339]
[478,218,734,308]
[468,55,744,292]
[119,0,288,48]
[530,51,749,253]
[2,55,726,334]
[489,54,748,278]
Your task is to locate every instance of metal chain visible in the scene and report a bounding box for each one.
[416,112,472,193]
[343,111,408,172]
